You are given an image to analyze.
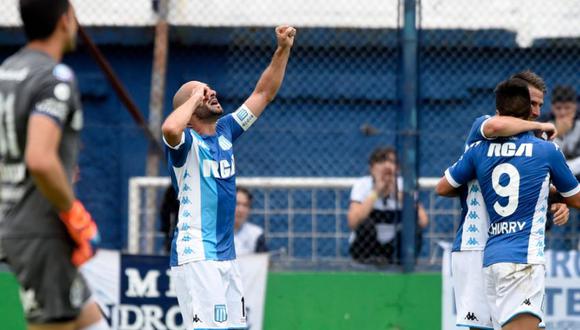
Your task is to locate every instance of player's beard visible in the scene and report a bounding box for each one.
[194,104,223,121]
[64,31,77,53]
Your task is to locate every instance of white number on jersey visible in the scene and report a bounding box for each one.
[491,163,520,217]
[0,92,19,158]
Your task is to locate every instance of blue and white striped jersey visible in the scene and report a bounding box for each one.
[446,132,579,266]
[164,105,256,266]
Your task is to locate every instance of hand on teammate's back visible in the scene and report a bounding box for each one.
[276,25,296,49]
[59,200,100,267]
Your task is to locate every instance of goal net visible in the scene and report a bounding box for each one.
[127,176,457,269]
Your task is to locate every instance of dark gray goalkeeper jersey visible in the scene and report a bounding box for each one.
[0,48,82,238]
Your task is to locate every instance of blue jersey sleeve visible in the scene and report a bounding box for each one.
[444,145,477,188]
[217,104,258,142]
[163,129,193,168]
[547,143,580,197]
[465,115,492,147]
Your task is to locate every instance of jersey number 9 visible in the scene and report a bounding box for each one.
[491,163,520,217]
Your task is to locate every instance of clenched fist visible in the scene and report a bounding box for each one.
[276,25,296,49]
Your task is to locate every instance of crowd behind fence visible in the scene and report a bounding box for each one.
[130,177,580,270]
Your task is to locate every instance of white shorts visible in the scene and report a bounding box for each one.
[171,259,247,330]
[452,251,493,329]
[484,263,545,329]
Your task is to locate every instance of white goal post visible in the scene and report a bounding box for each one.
[128,176,440,254]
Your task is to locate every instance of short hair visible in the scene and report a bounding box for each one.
[510,70,547,93]
[19,0,70,41]
[552,85,577,104]
[236,186,253,204]
[495,78,531,119]
[368,147,397,167]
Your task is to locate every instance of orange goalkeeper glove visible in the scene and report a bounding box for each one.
[59,200,100,267]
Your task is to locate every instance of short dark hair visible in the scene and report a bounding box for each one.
[368,147,397,166]
[552,85,577,104]
[510,70,547,93]
[19,0,70,41]
[495,78,531,119]
[236,186,253,204]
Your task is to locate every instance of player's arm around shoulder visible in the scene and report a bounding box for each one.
[244,25,296,118]
[481,115,557,140]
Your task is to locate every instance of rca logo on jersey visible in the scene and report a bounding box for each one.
[487,143,533,157]
[202,156,236,179]
[489,221,526,236]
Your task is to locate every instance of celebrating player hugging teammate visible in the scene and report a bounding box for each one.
[161,25,295,330]
[434,70,569,330]
[437,78,580,330]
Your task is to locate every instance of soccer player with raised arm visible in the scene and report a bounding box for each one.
[0,1,106,329]
[446,72,568,330]
[437,79,580,330]
[161,26,295,330]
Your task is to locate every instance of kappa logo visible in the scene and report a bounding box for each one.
[466,237,479,246]
[193,314,202,323]
[523,298,532,306]
[466,224,479,233]
[218,135,232,151]
[465,312,479,321]
[469,184,480,193]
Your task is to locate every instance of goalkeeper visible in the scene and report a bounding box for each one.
[0,0,107,329]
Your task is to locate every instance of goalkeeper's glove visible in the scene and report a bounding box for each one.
[59,200,100,267]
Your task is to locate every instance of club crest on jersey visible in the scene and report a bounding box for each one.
[52,64,74,82]
[218,135,232,150]
[202,156,236,179]
[214,304,227,323]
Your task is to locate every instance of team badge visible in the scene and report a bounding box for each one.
[52,64,74,82]
[214,304,228,323]
[218,135,232,150]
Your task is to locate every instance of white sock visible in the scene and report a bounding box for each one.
[80,318,110,330]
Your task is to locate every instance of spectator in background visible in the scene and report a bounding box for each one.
[347,147,429,265]
[548,85,580,178]
[234,187,268,255]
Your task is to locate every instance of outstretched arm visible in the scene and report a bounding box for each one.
[244,25,296,117]
[482,116,557,140]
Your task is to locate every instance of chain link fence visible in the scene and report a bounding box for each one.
[1,0,579,268]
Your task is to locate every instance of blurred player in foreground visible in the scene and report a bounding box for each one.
[0,0,106,329]
[437,79,580,330]
[161,25,295,330]
[443,71,567,330]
